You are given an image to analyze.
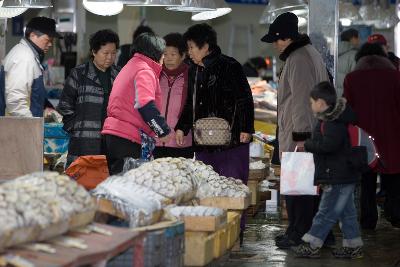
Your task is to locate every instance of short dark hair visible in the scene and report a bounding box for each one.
[340,28,359,42]
[355,43,387,62]
[132,25,154,42]
[183,23,217,51]
[89,29,120,53]
[248,57,267,70]
[310,81,337,107]
[164,33,187,56]
[25,28,45,39]
[132,32,166,62]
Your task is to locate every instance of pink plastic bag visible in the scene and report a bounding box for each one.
[280,152,318,195]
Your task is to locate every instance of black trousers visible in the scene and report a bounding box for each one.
[104,134,141,175]
[382,173,400,226]
[285,195,319,242]
[361,171,400,228]
[360,171,378,229]
[153,146,194,159]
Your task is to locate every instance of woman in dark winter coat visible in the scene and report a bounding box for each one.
[175,24,254,240]
[57,29,120,168]
[344,43,400,229]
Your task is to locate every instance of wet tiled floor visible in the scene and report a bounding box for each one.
[219,215,400,267]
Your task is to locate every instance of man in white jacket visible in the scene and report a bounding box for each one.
[2,17,60,117]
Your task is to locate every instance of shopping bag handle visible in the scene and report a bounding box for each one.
[294,146,305,152]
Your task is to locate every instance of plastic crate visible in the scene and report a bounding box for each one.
[106,247,134,267]
[142,230,165,267]
[44,123,69,153]
[213,225,228,259]
[164,222,184,267]
[226,212,241,249]
[184,231,215,266]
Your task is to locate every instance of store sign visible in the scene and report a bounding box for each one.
[225,0,268,5]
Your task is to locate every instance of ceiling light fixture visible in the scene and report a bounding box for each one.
[0,0,27,17]
[2,0,52,8]
[124,0,180,6]
[83,0,124,16]
[339,0,360,26]
[166,0,216,12]
[259,0,308,25]
[191,0,231,20]
[266,0,307,13]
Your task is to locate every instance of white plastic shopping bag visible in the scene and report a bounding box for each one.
[280,152,318,195]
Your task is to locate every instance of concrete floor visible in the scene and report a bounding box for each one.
[219,215,400,267]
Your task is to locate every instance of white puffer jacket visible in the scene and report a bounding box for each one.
[3,38,44,117]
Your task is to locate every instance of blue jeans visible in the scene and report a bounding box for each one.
[302,184,363,248]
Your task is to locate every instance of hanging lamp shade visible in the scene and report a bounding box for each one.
[2,0,52,8]
[83,0,124,16]
[259,0,308,25]
[359,0,386,26]
[359,0,398,28]
[124,0,181,6]
[339,0,360,23]
[85,0,147,4]
[267,0,307,13]
[166,0,216,12]
[191,0,231,20]
[259,0,308,26]
[374,4,398,29]
[0,0,27,17]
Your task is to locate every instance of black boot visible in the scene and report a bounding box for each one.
[239,230,244,246]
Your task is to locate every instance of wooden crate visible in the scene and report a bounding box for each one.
[247,180,260,205]
[199,195,250,210]
[182,211,227,232]
[185,231,215,266]
[0,210,95,252]
[271,164,281,177]
[259,191,271,201]
[95,197,163,225]
[246,200,264,217]
[248,168,267,181]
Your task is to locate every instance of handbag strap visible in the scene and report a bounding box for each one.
[192,66,237,131]
[192,66,198,127]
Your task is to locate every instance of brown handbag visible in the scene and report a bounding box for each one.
[192,67,236,146]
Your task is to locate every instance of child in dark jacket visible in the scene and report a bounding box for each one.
[293,81,364,259]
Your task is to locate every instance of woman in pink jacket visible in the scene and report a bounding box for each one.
[102,33,171,175]
[154,33,193,159]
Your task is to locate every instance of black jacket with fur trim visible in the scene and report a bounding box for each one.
[305,98,361,185]
[176,46,254,151]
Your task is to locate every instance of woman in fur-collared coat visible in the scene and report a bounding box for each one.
[175,24,254,243]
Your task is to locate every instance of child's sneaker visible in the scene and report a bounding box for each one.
[332,246,363,259]
[292,242,321,258]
